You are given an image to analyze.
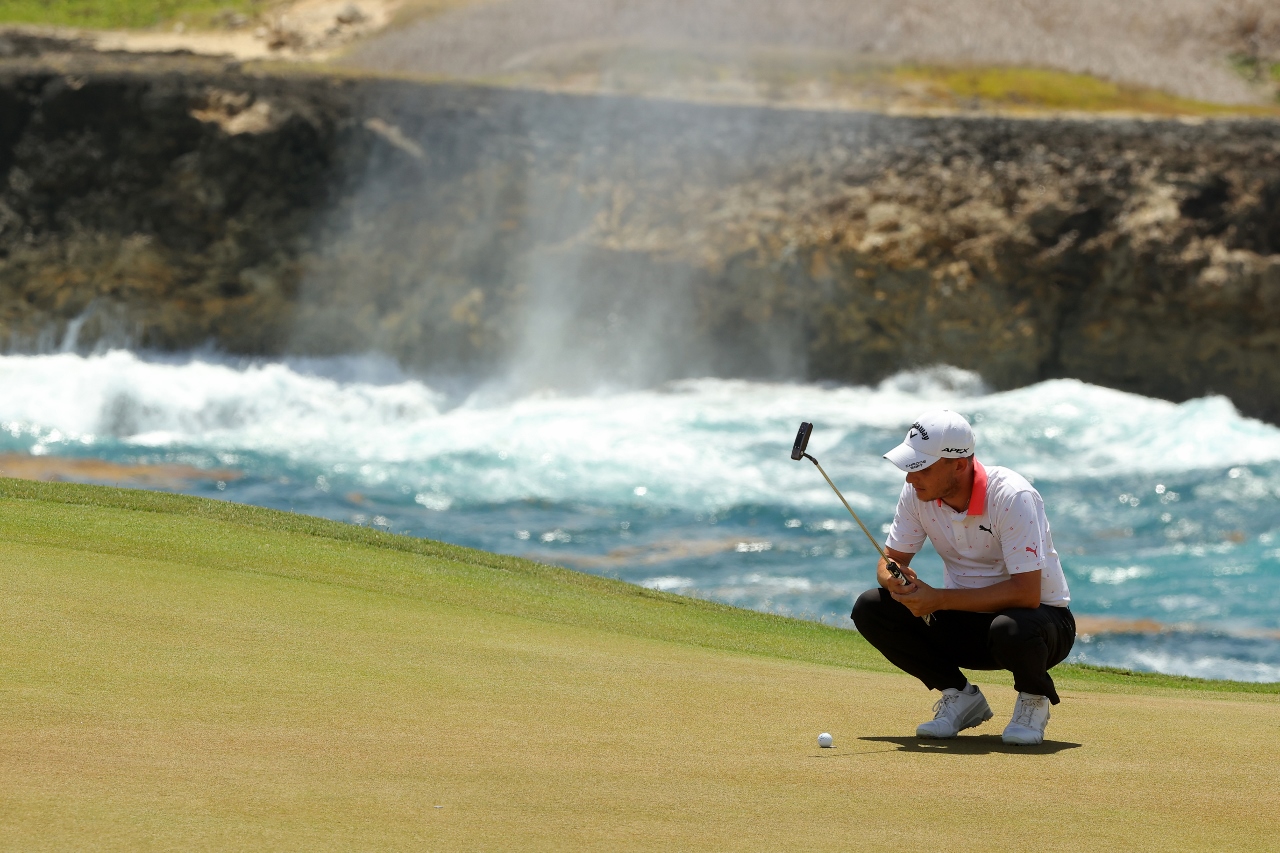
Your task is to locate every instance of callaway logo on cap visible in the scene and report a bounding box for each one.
[883,410,975,472]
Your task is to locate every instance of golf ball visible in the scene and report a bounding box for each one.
[818,732,833,748]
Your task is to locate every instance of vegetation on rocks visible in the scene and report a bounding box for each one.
[893,64,1280,115]
[0,0,269,30]
[478,46,1280,118]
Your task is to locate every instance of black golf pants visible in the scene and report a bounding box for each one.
[851,587,1076,704]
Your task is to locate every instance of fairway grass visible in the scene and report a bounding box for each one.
[1,481,1277,850]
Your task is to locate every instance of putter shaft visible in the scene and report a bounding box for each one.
[802,452,934,626]
[802,453,886,561]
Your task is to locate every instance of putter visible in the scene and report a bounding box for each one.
[791,422,933,625]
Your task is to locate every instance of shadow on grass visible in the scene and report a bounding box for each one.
[857,735,1081,755]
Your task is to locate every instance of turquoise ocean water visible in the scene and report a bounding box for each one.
[2,350,1278,681]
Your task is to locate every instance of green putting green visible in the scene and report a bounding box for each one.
[0,480,1276,850]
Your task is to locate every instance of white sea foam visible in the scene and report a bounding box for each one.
[0,350,445,458]
[1074,649,1280,682]
[3,351,1280,508]
[1071,637,1280,683]
[1088,565,1153,585]
[639,576,696,591]
[971,380,1280,478]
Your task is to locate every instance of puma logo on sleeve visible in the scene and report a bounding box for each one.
[1025,545,1039,557]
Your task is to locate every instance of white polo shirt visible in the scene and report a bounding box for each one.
[884,461,1071,607]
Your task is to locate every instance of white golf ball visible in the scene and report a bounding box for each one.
[818,732,833,748]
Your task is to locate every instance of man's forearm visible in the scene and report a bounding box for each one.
[934,574,1040,612]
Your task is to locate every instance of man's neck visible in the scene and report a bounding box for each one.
[941,464,975,514]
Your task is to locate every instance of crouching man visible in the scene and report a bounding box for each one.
[852,410,1075,745]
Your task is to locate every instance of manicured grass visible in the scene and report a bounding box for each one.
[0,0,267,29]
[0,479,1276,849]
[0,479,892,672]
[1,478,1273,695]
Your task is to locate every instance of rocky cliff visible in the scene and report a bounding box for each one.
[2,48,1279,418]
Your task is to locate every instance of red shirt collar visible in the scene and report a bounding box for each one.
[936,459,987,516]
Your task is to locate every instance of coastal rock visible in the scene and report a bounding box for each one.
[1,55,1279,419]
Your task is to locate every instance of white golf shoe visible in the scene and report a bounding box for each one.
[916,686,993,738]
[1002,692,1051,745]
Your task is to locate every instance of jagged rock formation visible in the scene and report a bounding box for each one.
[1,51,1279,418]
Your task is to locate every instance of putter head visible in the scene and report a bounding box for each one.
[791,422,813,461]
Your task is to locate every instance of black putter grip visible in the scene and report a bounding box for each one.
[791,422,813,460]
[852,560,907,619]
[853,559,927,622]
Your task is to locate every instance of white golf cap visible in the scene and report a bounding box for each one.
[883,410,975,472]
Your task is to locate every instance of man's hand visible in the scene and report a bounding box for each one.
[878,562,917,593]
[877,550,918,593]
[890,577,944,617]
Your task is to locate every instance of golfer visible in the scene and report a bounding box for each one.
[852,410,1074,745]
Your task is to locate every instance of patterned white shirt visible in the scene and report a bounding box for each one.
[884,461,1071,607]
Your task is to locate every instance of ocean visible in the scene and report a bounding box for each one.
[2,349,1278,682]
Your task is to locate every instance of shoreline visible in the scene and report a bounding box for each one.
[1073,615,1280,641]
[0,452,239,489]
